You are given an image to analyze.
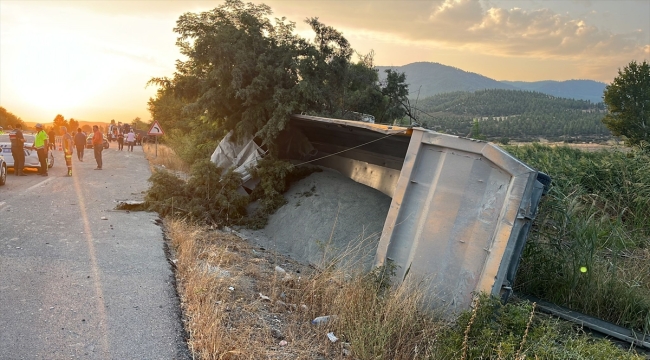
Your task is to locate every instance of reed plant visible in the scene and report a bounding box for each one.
[507,143,650,333]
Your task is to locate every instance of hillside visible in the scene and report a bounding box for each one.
[412,89,609,142]
[501,80,606,103]
[376,62,515,99]
[376,62,607,103]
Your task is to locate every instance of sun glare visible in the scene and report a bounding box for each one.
[8,30,115,111]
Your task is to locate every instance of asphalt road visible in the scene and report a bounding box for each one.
[0,145,190,359]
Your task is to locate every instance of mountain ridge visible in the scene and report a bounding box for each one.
[376,62,606,103]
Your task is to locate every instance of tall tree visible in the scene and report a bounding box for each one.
[149,0,409,149]
[53,114,68,129]
[602,60,650,145]
[68,118,80,132]
[153,0,309,146]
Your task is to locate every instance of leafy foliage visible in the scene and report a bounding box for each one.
[509,144,650,333]
[602,60,650,146]
[0,106,24,129]
[146,157,321,228]
[432,294,643,359]
[148,0,410,151]
[144,160,248,226]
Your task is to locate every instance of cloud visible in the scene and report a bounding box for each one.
[409,0,646,60]
[293,0,647,63]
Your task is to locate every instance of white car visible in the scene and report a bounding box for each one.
[0,154,6,185]
[0,134,55,171]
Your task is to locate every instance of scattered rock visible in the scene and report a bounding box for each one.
[100,216,108,220]
[279,340,288,347]
[327,332,338,343]
[311,315,335,325]
[228,286,235,291]
[271,328,284,339]
[259,293,271,302]
[205,264,230,278]
[275,265,286,275]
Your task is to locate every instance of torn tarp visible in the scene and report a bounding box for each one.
[210,131,264,186]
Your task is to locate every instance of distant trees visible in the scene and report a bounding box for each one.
[53,114,67,129]
[602,60,650,146]
[51,114,80,132]
[412,89,610,141]
[69,118,80,132]
[131,117,149,131]
[0,107,24,129]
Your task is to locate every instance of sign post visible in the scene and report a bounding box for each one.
[147,120,165,158]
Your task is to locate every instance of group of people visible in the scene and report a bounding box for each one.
[116,129,137,152]
[7,124,107,177]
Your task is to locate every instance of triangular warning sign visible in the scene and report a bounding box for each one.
[148,121,164,135]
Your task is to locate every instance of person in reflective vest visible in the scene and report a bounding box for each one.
[60,126,74,176]
[31,123,49,176]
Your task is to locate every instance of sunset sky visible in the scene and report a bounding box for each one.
[1,0,648,124]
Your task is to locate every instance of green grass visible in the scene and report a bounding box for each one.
[507,143,650,333]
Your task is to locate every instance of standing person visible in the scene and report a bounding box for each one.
[60,126,74,176]
[32,123,49,176]
[74,128,86,161]
[9,124,27,176]
[126,129,136,152]
[117,131,124,151]
[48,128,56,151]
[92,125,103,170]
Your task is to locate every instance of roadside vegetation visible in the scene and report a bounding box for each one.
[509,143,650,333]
[166,219,643,359]
[143,142,190,173]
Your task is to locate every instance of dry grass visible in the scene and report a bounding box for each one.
[164,216,646,360]
[166,219,442,360]
[143,142,190,173]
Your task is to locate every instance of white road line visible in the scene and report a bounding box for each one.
[23,177,54,194]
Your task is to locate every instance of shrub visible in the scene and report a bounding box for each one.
[144,160,247,227]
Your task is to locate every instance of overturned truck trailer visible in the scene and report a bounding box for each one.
[286,115,549,316]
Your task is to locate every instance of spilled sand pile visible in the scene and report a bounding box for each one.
[240,168,392,269]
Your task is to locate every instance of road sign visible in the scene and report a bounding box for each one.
[148,121,164,136]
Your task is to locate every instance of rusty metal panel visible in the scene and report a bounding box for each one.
[374,128,540,315]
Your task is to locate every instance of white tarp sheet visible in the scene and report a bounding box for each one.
[210,131,264,183]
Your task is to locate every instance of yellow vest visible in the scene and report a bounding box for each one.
[34,130,48,148]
